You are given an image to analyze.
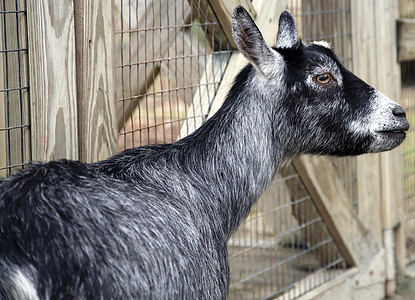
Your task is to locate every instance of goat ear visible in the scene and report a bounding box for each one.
[276,11,298,48]
[232,6,279,75]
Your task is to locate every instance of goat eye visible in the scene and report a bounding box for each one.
[315,73,331,84]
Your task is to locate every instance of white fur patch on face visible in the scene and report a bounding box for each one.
[369,90,402,132]
[311,40,332,49]
[10,269,39,300]
[350,90,407,152]
[350,91,398,134]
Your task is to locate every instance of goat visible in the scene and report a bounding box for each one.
[0,6,409,300]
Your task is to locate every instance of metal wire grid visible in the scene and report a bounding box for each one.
[230,1,353,299]
[115,0,353,299]
[402,61,415,261]
[0,0,30,177]
[288,0,353,69]
[228,165,347,300]
[288,0,357,210]
[399,0,415,262]
[287,0,357,209]
[115,0,232,150]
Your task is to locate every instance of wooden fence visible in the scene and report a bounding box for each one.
[0,0,412,299]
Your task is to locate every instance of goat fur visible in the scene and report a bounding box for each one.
[0,6,409,300]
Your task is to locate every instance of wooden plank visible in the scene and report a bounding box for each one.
[74,0,117,163]
[374,0,403,229]
[355,154,383,245]
[292,268,358,300]
[26,0,78,162]
[287,170,343,267]
[373,0,406,279]
[350,0,378,86]
[397,19,415,62]
[350,0,383,245]
[282,251,386,299]
[352,249,386,293]
[292,156,380,267]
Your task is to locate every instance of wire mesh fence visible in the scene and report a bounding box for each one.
[228,1,353,298]
[399,0,415,263]
[0,0,30,177]
[287,0,358,212]
[227,165,347,300]
[402,61,415,261]
[115,0,232,150]
[115,0,353,299]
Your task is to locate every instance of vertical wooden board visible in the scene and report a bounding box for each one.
[350,0,384,245]
[397,19,415,62]
[74,0,117,163]
[350,0,378,85]
[26,0,78,162]
[374,0,404,230]
[355,155,383,245]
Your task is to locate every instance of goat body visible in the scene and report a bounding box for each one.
[0,7,409,300]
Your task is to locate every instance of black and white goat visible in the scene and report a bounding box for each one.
[0,7,409,300]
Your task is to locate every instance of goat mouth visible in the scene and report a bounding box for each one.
[375,122,410,139]
[375,129,408,139]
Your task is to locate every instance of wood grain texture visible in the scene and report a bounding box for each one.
[373,0,406,274]
[27,0,78,162]
[352,1,404,269]
[398,19,415,62]
[292,156,380,267]
[350,0,384,245]
[74,0,117,163]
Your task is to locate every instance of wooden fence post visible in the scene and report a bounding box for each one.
[374,0,406,289]
[27,0,79,162]
[74,0,117,163]
[351,0,405,293]
[350,0,384,246]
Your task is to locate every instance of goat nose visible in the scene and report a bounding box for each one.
[392,106,406,118]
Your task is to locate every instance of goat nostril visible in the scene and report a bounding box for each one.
[392,106,406,118]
